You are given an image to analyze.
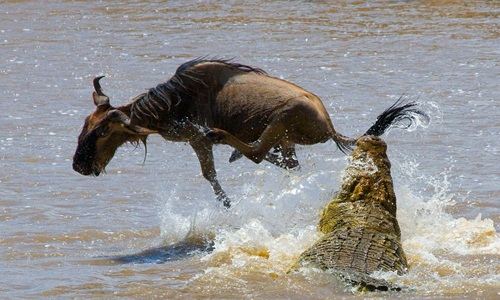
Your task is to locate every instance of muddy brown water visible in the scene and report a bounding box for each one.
[1,1,499,299]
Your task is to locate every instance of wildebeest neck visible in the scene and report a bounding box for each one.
[130,83,179,124]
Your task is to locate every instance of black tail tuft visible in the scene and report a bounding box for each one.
[365,96,429,137]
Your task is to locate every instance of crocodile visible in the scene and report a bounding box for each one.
[290,135,408,291]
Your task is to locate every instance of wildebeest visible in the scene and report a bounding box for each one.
[73,58,426,208]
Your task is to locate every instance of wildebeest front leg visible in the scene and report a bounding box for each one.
[190,141,231,208]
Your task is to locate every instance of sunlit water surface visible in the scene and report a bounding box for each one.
[1,1,499,299]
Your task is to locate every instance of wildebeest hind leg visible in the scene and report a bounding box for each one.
[229,142,299,169]
[208,121,288,165]
[263,141,299,169]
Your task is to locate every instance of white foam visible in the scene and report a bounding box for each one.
[156,143,499,293]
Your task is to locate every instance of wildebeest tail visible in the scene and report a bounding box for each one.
[364,97,428,136]
[332,133,357,154]
[332,97,428,154]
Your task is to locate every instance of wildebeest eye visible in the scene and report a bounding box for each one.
[98,127,110,137]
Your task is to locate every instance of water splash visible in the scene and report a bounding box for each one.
[155,144,499,297]
[393,158,500,295]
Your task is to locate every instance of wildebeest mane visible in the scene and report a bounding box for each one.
[130,58,267,122]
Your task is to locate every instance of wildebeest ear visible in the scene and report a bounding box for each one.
[92,91,110,107]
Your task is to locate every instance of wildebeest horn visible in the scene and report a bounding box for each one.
[107,110,158,135]
[93,76,110,106]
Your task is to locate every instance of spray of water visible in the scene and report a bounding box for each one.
[154,104,498,296]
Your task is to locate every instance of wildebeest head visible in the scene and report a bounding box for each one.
[72,76,157,176]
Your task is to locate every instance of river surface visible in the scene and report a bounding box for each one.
[1,0,499,299]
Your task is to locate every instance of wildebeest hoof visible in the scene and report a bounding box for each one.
[220,197,231,209]
[216,192,231,208]
[229,149,243,163]
[283,158,300,170]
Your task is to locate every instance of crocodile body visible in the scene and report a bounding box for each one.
[291,136,408,291]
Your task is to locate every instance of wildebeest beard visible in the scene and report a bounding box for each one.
[73,129,100,176]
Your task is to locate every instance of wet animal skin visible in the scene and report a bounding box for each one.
[291,136,408,292]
